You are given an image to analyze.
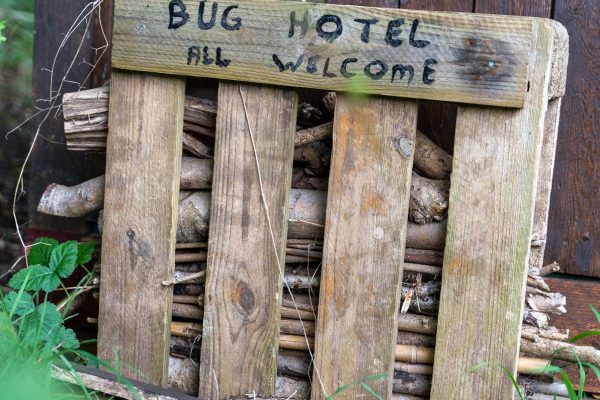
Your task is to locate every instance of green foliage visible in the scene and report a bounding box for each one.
[325,373,386,400]
[0,237,101,400]
[0,0,34,130]
[472,305,600,400]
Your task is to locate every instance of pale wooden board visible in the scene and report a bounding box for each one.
[198,82,297,398]
[111,0,537,107]
[530,22,568,271]
[430,20,558,399]
[311,94,417,399]
[97,70,185,384]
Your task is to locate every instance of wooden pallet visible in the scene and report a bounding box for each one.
[96,1,569,399]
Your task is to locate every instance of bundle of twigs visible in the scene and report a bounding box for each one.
[42,88,597,399]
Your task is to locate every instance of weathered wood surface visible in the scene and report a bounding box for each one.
[430,20,558,399]
[530,21,568,273]
[312,95,417,399]
[97,70,185,384]
[546,0,600,277]
[112,0,536,107]
[199,83,297,398]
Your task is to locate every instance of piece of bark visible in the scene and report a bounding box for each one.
[295,122,333,146]
[182,133,212,158]
[409,172,450,224]
[527,293,567,315]
[523,308,550,329]
[527,275,551,292]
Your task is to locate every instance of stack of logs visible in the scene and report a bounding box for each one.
[36,87,600,399]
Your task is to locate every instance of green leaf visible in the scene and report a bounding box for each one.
[8,264,54,291]
[591,305,600,324]
[55,327,79,350]
[27,237,58,266]
[49,241,78,278]
[2,291,34,316]
[569,330,600,343]
[77,242,95,265]
[36,302,62,336]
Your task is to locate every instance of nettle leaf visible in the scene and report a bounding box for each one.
[2,291,35,316]
[27,237,58,266]
[36,302,62,337]
[49,241,78,278]
[77,242,95,265]
[55,326,79,349]
[8,264,53,291]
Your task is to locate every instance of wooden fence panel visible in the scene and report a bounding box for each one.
[97,70,185,384]
[198,83,297,398]
[430,20,557,399]
[311,95,417,399]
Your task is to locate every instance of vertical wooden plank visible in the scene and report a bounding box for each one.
[474,0,551,18]
[311,95,418,399]
[546,0,600,277]
[198,83,297,399]
[97,70,185,385]
[530,20,568,272]
[430,20,557,399]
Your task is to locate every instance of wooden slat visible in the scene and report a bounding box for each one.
[112,0,536,107]
[198,83,297,398]
[311,95,418,399]
[97,70,185,384]
[430,20,559,399]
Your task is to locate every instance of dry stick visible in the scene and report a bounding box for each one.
[38,171,450,232]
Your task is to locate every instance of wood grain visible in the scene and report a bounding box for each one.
[474,0,551,19]
[545,0,600,277]
[530,21,568,273]
[430,19,558,399]
[112,0,535,107]
[198,83,297,398]
[311,94,417,399]
[399,0,473,155]
[97,70,185,385]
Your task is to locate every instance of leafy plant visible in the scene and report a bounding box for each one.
[0,237,98,400]
[0,20,7,45]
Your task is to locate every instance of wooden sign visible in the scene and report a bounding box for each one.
[112,0,536,107]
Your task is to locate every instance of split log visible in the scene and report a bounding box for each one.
[394,362,433,376]
[526,293,567,315]
[409,172,450,224]
[520,336,600,366]
[397,313,438,335]
[293,141,330,176]
[39,181,448,249]
[521,326,570,342]
[396,331,437,347]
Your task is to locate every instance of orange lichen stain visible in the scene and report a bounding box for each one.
[361,193,385,215]
[322,274,335,298]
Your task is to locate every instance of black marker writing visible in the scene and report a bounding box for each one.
[422,58,437,84]
[354,18,378,43]
[272,53,304,72]
[289,10,309,38]
[168,0,189,29]
[409,19,430,48]
[385,19,404,47]
[316,15,343,43]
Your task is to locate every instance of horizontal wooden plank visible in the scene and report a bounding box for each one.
[112,0,537,107]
